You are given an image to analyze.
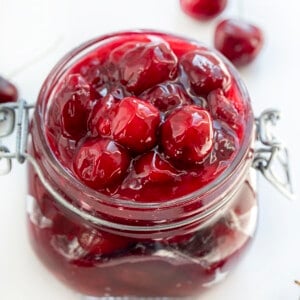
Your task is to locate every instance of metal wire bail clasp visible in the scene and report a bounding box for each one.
[253,109,295,200]
[0,99,34,175]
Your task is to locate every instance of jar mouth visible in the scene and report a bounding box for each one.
[35,29,254,210]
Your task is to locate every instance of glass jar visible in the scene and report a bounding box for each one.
[0,30,293,298]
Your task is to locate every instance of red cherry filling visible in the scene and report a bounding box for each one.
[161,105,213,163]
[78,229,130,256]
[214,126,237,161]
[51,213,80,238]
[134,151,178,183]
[225,83,245,114]
[214,19,264,67]
[180,0,227,20]
[73,138,130,189]
[57,74,96,139]
[61,101,87,139]
[0,76,18,103]
[208,89,244,139]
[118,42,178,94]
[140,83,192,112]
[46,33,248,203]
[181,50,231,96]
[76,56,105,89]
[109,42,140,64]
[180,217,247,265]
[111,97,160,153]
[38,33,254,297]
[88,94,117,137]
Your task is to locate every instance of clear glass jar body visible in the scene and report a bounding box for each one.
[27,30,257,298]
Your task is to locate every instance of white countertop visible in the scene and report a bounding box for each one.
[1,0,300,299]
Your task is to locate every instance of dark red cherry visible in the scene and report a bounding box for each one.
[214,126,237,161]
[140,83,192,112]
[109,41,139,63]
[119,42,178,94]
[214,19,264,66]
[161,105,213,163]
[134,151,178,183]
[225,81,245,114]
[181,50,231,95]
[88,94,117,137]
[208,89,244,139]
[58,74,96,139]
[73,138,130,189]
[180,0,227,21]
[111,97,160,153]
[0,76,18,103]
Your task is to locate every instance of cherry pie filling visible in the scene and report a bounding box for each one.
[28,32,256,297]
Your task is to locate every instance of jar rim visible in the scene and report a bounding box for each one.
[35,29,254,211]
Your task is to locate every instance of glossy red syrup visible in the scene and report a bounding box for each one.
[28,32,256,297]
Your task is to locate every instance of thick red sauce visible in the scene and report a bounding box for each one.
[27,32,255,297]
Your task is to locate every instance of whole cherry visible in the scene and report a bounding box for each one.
[58,74,96,139]
[73,138,130,189]
[214,19,264,67]
[111,97,161,153]
[133,151,178,183]
[208,88,244,139]
[181,50,231,96]
[180,0,227,21]
[161,105,214,163]
[0,76,18,103]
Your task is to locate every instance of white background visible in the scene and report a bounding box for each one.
[1,0,300,299]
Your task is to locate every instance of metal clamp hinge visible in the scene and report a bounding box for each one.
[253,109,295,200]
[0,99,34,175]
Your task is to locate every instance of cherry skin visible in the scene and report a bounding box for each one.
[208,89,244,139]
[118,42,178,94]
[0,76,18,103]
[111,97,161,153]
[180,50,231,96]
[88,94,117,137]
[58,74,96,139]
[134,151,178,183]
[180,0,227,21]
[214,125,237,161]
[225,83,245,114]
[161,105,214,163]
[214,19,264,67]
[140,83,192,112]
[73,138,130,189]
